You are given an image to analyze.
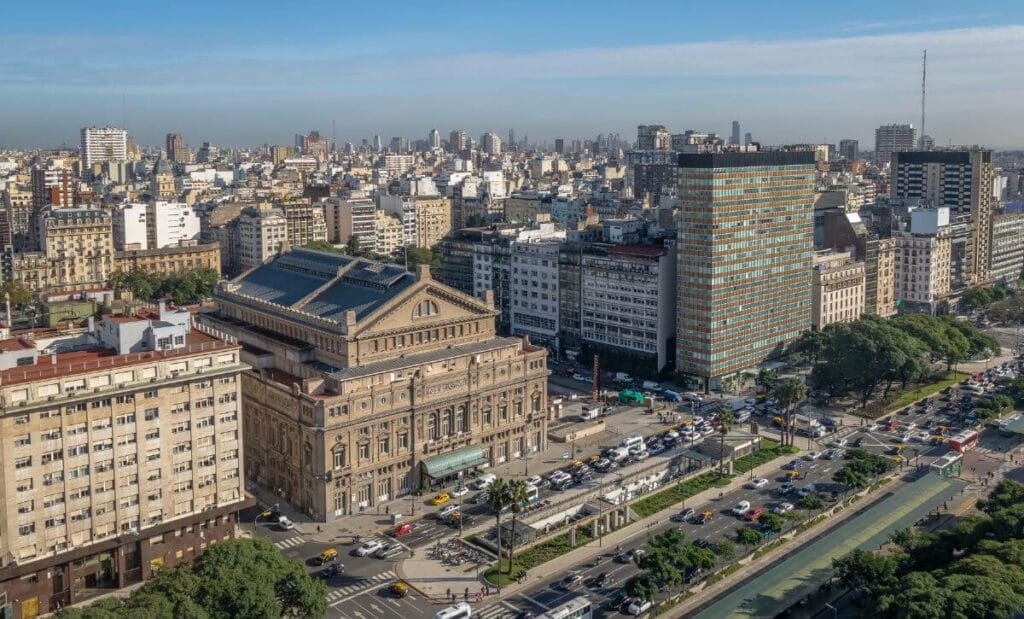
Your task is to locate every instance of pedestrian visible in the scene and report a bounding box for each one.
[464,591,469,602]
[386,506,390,515]
[447,587,451,600]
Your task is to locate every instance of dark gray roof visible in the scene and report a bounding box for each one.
[328,337,522,381]
[231,248,415,321]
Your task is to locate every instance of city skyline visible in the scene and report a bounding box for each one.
[2,1,1024,149]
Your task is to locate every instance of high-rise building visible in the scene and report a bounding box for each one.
[0,309,245,614]
[199,248,548,520]
[637,125,670,150]
[839,139,859,161]
[271,145,294,166]
[280,199,328,248]
[554,139,565,154]
[373,135,383,152]
[80,126,128,170]
[811,250,865,329]
[481,132,502,156]
[323,197,376,247]
[301,131,329,162]
[743,132,752,147]
[113,201,200,251]
[235,205,288,270]
[428,129,441,150]
[891,150,994,284]
[874,124,918,165]
[895,209,952,313]
[730,121,741,145]
[378,195,452,248]
[165,132,188,163]
[449,129,468,153]
[675,152,815,389]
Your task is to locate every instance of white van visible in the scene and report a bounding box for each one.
[434,602,473,619]
[610,446,631,463]
[472,473,497,490]
[642,380,660,390]
[620,435,644,451]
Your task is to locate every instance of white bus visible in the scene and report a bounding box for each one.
[434,602,473,619]
[539,596,593,619]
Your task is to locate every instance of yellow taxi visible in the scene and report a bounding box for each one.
[569,459,584,469]
[588,454,601,463]
[318,548,338,564]
[431,491,450,505]
[930,435,946,446]
[390,581,409,598]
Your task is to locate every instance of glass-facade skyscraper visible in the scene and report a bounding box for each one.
[675,151,815,390]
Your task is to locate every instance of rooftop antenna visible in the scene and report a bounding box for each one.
[920,50,927,148]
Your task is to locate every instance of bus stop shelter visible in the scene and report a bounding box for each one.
[420,445,488,489]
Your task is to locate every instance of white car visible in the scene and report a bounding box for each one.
[913,431,932,443]
[628,599,653,616]
[525,475,543,487]
[866,423,882,432]
[897,433,912,444]
[832,438,848,448]
[355,540,383,557]
[572,373,589,382]
[732,500,751,516]
[746,478,769,490]
[802,451,822,461]
[772,502,795,515]
[277,516,294,531]
[449,485,469,497]
[439,503,460,518]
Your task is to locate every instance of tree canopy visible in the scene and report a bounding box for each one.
[56,538,326,619]
[109,268,220,306]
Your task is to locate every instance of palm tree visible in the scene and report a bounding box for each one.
[775,378,807,447]
[505,480,529,576]
[487,478,511,570]
[755,368,778,394]
[716,406,734,475]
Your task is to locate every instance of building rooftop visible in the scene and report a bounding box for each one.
[328,337,529,382]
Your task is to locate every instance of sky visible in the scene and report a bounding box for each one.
[2,0,1023,150]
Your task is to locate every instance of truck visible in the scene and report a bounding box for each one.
[794,413,822,429]
[662,389,682,403]
[619,389,645,405]
[579,403,603,420]
[642,380,660,390]
[613,372,633,384]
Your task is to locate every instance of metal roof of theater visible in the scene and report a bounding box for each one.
[232,248,416,320]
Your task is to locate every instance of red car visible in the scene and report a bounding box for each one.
[391,523,414,537]
[744,508,765,522]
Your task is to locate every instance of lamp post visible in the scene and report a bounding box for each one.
[458,471,465,538]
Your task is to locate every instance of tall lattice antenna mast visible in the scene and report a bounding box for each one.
[920,50,927,148]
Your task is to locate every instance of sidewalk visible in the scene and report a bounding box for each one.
[396,444,807,603]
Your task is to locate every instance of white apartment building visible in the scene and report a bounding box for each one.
[382,154,415,175]
[113,203,149,250]
[510,234,565,352]
[113,202,200,251]
[373,211,404,256]
[481,132,502,156]
[378,194,452,248]
[895,209,952,314]
[811,250,866,329]
[580,244,677,371]
[80,127,128,170]
[236,206,287,270]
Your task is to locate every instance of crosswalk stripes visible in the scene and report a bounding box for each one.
[475,601,519,619]
[327,570,396,604]
[273,535,305,549]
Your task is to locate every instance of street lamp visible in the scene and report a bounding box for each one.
[458,472,465,538]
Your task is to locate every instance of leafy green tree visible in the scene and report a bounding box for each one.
[712,539,736,560]
[835,466,870,490]
[980,480,1024,515]
[344,235,362,255]
[303,240,344,253]
[487,477,512,567]
[0,279,33,308]
[960,286,994,312]
[637,548,683,589]
[736,527,763,546]
[832,548,898,597]
[798,494,825,511]
[755,368,778,393]
[624,574,659,601]
[757,512,785,534]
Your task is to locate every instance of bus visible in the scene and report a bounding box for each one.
[524,484,540,507]
[931,452,963,479]
[948,430,979,454]
[538,596,593,619]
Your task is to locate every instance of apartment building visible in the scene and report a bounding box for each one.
[991,211,1024,285]
[675,152,815,389]
[199,248,548,520]
[235,205,287,271]
[378,195,452,248]
[7,208,116,295]
[891,150,994,284]
[0,308,246,616]
[115,242,221,278]
[323,198,376,247]
[864,237,897,317]
[510,238,563,353]
[373,211,405,256]
[811,251,865,329]
[895,209,953,314]
[80,127,128,170]
[580,243,677,372]
[280,199,328,248]
[874,124,918,166]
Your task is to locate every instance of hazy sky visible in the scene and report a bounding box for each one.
[2,0,1023,149]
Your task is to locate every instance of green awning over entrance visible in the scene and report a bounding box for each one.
[422,445,488,479]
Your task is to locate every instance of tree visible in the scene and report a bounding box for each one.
[303,240,343,253]
[832,549,898,597]
[624,574,659,602]
[960,286,994,312]
[57,538,325,619]
[505,479,529,575]
[712,539,737,560]
[487,478,512,569]
[736,527,763,546]
[344,235,362,255]
[798,494,825,511]
[755,368,778,393]
[637,549,683,589]
[835,466,869,490]
[757,512,785,534]
[774,377,806,447]
[716,406,734,474]
[980,480,1024,515]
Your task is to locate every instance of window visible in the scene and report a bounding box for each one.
[14,435,31,448]
[358,443,370,461]
[378,437,389,456]
[333,448,346,469]
[144,408,159,421]
[15,456,31,469]
[398,432,409,450]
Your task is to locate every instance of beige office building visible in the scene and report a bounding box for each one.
[374,211,405,256]
[200,248,549,521]
[811,251,865,329]
[0,308,246,616]
[235,205,287,270]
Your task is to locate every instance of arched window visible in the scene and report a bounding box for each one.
[428,413,438,440]
[442,409,452,436]
[457,406,468,432]
[412,300,439,319]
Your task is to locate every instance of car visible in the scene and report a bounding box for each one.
[745,507,765,521]
[389,581,409,598]
[439,503,460,519]
[672,507,697,522]
[779,481,796,494]
[746,478,769,490]
[473,492,490,504]
[373,542,398,559]
[320,563,343,579]
[391,523,414,537]
[318,548,339,564]
[732,501,752,516]
[627,599,654,616]
[803,451,822,461]
[592,572,612,588]
[896,433,912,444]
[904,422,918,432]
[354,540,383,557]
[647,443,665,456]
[635,450,650,461]
[913,431,932,443]
[560,572,583,589]
[695,510,713,524]
[572,373,589,382]
[866,422,882,432]
[832,438,848,448]
[551,478,573,491]
[430,492,450,505]
[773,502,795,515]
[782,459,800,471]
[592,457,611,471]
[798,484,816,497]
[277,516,294,531]
[525,475,543,488]
[449,485,469,497]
